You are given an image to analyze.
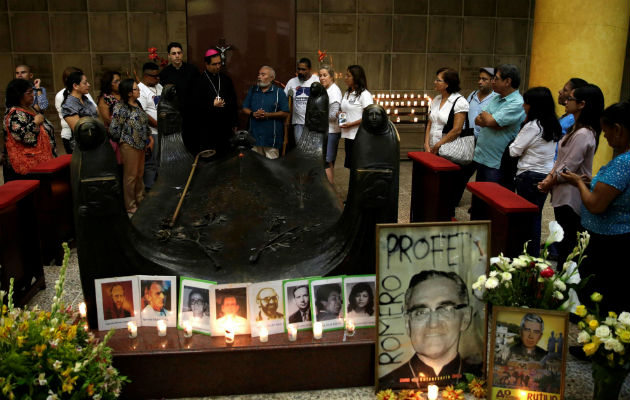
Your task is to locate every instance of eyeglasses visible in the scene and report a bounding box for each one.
[258,295,278,303]
[406,304,467,322]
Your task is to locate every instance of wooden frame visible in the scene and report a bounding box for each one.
[375,221,490,391]
[488,306,569,400]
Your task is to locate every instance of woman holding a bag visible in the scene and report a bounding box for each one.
[424,67,469,155]
[3,78,56,181]
[508,87,562,256]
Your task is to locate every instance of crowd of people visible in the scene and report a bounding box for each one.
[426,64,629,313]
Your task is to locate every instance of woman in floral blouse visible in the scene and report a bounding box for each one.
[3,78,56,181]
[109,78,153,216]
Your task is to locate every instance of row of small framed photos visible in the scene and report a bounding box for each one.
[94,274,375,337]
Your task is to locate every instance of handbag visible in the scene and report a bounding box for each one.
[438,96,475,164]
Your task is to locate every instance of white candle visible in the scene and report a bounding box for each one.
[396,94,400,99]
[183,320,193,338]
[313,322,323,339]
[410,94,415,99]
[421,100,425,107]
[78,302,87,318]
[396,117,401,123]
[428,384,439,400]
[259,325,269,343]
[411,109,415,114]
[225,328,235,344]
[346,320,355,336]
[407,101,411,106]
[385,101,389,106]
[385,94,389,99]
[414,117,418,123]
[394,109,398,115]
[414,101,418,106]
[386,109,391,115]
[404,93,408,99]
[128,321,137,338]
[288,324,297,341]
[157,319,167,336]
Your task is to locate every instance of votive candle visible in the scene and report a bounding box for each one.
[78,302,87,318]
[346,319,355,336]
[225,328,235,344]
[313,322,323,339]
[157,319,167,336]
[414,117,418,123]
[183,320,193,337]
[288,324,298,341]
[421,100,425,107]
[386,109,391,115]
[259,325,269,342]
[396,117,401,123]
[414,101,418,106]
[394,109,398,115]
[128,321,137,338]
[428,384,439,400]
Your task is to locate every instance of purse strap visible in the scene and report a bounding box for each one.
[442,95,463,135]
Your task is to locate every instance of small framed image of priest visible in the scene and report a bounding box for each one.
[247,280,285,337]
[283,278,313,331]
[95,276,140,331]
[488,306,568,400]
[178,277,216,335]
[376,221,490,391]
[138,275,177,327]
[210,283,251,336]
[310,276,344,331]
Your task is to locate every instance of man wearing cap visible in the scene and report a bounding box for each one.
[138,62,163,189]
[159,42,201,153]
[285,58,320,143]
[193,49,238,156]
[466,68,498,138]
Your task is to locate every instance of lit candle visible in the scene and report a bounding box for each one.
[259,325,269,342]
[313,322,323,339]
[157,319,167,336]
[414,101,418,106]
[78,302,87,318]
[428,384,439,400]
[394,109,398,115]
[414,117,418,123]
[346,319,355,336]
[421,100,425,107]
[225,328,235,344]
[385,94,390,99]
[410,94,415,99]
[385,101,389,106]
[396,94,400,99]
[128,321,137,338]
[411,109,415,114]
[405,93,408,99]
[396,117,401,123]
[395,101,400,106]
[183,320,193,338]
[288,324,297,341]
[386,109,391,115]
[407,101,411,106]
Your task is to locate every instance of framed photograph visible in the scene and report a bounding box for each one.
[138,275,177,327]
[210,283,251,336]
[310,276,344,331]
[283,278,313,331]
[178,277,216,335]
[343,275,376,328]
[376,221,490,391]
[95,276,140,331]
[489,306,569,400]
[247,280,285,337]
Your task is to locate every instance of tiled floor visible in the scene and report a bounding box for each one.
[19,154,630,399]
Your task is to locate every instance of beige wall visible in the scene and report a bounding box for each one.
[0,0,187,128]
[297,0,535,96]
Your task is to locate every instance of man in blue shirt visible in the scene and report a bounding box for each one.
[242,66,290,159]
[467,67,499,138]
[472,64,526,183]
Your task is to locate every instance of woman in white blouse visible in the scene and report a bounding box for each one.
[339,65,373,168]
[423,67,469,155]
[508,87,562,256]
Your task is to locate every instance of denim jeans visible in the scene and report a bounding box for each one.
[475,163,502,183]
[515,170,548,256]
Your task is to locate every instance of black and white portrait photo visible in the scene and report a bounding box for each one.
[283,278,312,331]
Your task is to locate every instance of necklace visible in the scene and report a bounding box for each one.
[204,71,221,98]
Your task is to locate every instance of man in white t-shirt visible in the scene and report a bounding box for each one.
[137,62,163,189]
[285,58,320,143]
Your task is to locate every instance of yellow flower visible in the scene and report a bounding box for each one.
[609,311,618,319]
[16,335,26,347]
[87,383,94,396]
[1,305,7,315]
[583,342,599,356]
[66,325,77,341]
[589,319,599,330]
[399,389,422,400]
[34,343,46,357]
[62,375,78,393]
[468,378,487,398]
[591,292,603,302]
[61,367,73,378]
[575,305,587,317]
[376,389,397,400]
[618,330,630,344]
[442,385,465,400]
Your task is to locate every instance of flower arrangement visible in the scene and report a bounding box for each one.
[375,375,486,399]
[471,222,589,311]
[147,47,168,68]
[0,243,128,399]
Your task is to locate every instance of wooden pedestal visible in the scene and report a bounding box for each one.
[96,327,375,399]
[409,152,461,222]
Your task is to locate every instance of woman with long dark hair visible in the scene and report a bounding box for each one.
[97,70,122,129]
[339,65,373,168]
[3,79,56,181]
[538,84,604,266]
[109,78,153,216]
[346,282,374,317]
[561,102,630,313]
[61,71,98,132]
[509,87,562,256]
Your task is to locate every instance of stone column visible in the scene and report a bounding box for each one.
[529,0,630,173]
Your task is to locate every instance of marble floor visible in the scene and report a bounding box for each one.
[19,155,630,399]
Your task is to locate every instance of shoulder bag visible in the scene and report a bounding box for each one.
[4,107,54,175]
[438,96,475,165]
